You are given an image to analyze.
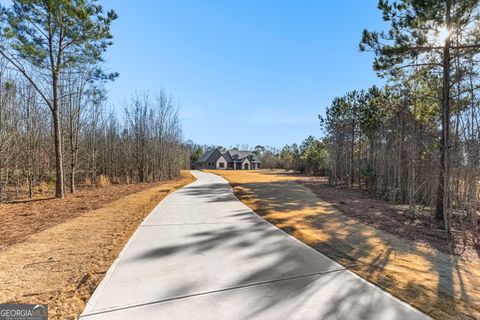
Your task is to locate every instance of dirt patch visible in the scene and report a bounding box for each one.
[0,171,195,320]
[210,169,480,320]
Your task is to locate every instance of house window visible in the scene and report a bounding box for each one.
[219,162,224,168]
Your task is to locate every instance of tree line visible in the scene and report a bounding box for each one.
[186,140,328,176]
[0,1,186,201]
[322,0,480,237]
[0,63,186,201]
[277,137,328,175]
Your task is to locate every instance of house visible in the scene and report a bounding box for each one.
[196,148,261,170]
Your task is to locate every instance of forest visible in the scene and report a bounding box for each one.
[230,1,480,243]
[0,1,187,201]
[321,1,480,241]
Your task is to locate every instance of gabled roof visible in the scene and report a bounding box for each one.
[197,148,218,163]
[223,151,233,162]
[198,148,262,164]
[226,150,261,163]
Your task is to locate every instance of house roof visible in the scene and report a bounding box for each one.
[226,150,261,163]
[223,151,233,162]
[197,148,217,163]
[198,148,262,164]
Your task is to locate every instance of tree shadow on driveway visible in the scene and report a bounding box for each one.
[218,178,480,320]
[128,208,424,319]
[111,174,432,320]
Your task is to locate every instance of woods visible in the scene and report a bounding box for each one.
[0,64,186,201]
[322,0,480,239]
[0,0,118,198]
[0,1,186,201]
[277,137,328,175]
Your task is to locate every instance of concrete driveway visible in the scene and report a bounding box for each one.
[80,170,430,320]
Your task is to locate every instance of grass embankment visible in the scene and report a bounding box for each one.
[210,169,480,320]
[0,171,195,320]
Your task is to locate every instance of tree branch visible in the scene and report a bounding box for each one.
[0,48,51,110]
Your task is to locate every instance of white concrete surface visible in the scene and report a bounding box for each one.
[80,170,430,320]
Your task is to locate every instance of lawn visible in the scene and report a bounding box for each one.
[0,171,195,320]
[210,169,480,320]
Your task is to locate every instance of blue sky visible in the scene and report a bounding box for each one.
[100,1,386,148]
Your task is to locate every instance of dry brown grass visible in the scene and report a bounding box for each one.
[210,169,480,320]
[0,180,172,251]
[0,171,195,320]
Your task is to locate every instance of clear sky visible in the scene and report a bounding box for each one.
[100,0,386,148]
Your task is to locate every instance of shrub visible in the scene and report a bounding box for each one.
[36,181,50,194]
[96,175,111,188]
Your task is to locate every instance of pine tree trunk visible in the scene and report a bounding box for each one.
[52,77,65,199]
[435,0,451,232]
[350,122,355,187]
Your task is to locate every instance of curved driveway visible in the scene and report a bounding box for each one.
[80,170,429,320]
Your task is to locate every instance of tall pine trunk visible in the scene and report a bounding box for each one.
[52,74,65,199]
[350,121,355,187]
[435,0,451,232]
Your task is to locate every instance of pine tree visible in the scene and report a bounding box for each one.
[360,0,480,232]
[0,0,117,198]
